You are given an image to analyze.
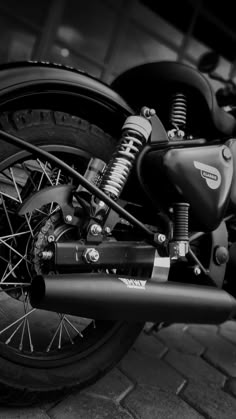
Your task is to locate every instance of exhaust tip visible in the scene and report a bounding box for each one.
[30,275,46,307]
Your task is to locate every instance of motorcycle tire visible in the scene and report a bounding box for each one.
[0,109,144,406]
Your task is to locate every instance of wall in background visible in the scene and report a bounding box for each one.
[0,0,234,90]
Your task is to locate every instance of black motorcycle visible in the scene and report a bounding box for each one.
[0,53,235,406]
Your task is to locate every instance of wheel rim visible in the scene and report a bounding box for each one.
[0,146,119,367]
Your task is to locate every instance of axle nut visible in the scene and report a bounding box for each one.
[83,248,100,263]
[90,224,102,236]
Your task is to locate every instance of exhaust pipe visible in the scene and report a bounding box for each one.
[30,273,236,324]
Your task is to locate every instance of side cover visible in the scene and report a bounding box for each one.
[143,144,233,231]
[0,61,132,134]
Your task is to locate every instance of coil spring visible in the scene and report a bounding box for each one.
[170,93,187,129]
[100,130,144,199]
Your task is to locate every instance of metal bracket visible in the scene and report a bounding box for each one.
[18,184,80,226]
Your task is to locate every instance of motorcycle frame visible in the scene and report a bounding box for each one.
[0,129,217,244]
[0,128,155,242]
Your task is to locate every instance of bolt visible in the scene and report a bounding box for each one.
[65,215,73,223]
[193,265,201,276]
[98,201,105,208]
[141,107,156,118]
[83,248,100,263]
[47,235,55,243]
[41,251,54,260]
[214,246,229,265]
[120,219,131,226]
[157,234,166,244]
[222,147,232,161]
[90,224,102,236]
[104,226,111,234]
[177,130,184,138]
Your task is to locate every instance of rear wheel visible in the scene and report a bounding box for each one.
[0,109,144,406]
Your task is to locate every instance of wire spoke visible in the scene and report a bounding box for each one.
[18,293,34,352]
[49,169,62,213]
[37,160,53,186]
[0,154,98,357]
[9,168,34,237]
[5,321,24,345]
[1,193,17,246]
[0,238,31,264]
[26,317,34,352]
[0,258,25,283]
[0,308,36,336]
[0,191,20,203]
[1,261,11,283]
[46,315,65,352]
[18,291,28,351]
[0,254,11,264]
[0,231,31,241]
[58,320,63,349]
[9,168,23,203]
[55,169,62,186]
[18,318,27,351]
[62,321,74,345]
[24,294,34,351]
[21,163,37,190]
[64,316,84,338]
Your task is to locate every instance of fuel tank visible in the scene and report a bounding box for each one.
[143,144,233,231]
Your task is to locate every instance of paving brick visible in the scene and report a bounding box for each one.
[219,321,236,345]
[119,348,185,392]
[165,350,225,385]
[48,393,133,419]
[123,385,203,419]
[182,381,236,419]
[0,407,50,419]
[84,368,133,401]
[187,324,236,376]
[155,324,204,355]
[134,332,167,358]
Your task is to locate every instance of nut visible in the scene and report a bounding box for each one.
[65,215,73,223]
[157,234,166,244]
[104,226,111,234]
[47,235,55,243]
[193,265,201,276]
[83,248,100,263]
[90,224,102,236]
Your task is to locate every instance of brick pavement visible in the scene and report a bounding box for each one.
[1,321,236,418]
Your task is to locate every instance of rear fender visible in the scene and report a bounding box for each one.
[0,61,133,135]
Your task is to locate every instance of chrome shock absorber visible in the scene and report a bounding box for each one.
[99,113,152,200]
[168,93,187,140]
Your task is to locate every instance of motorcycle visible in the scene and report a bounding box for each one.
[0,54,236,406]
